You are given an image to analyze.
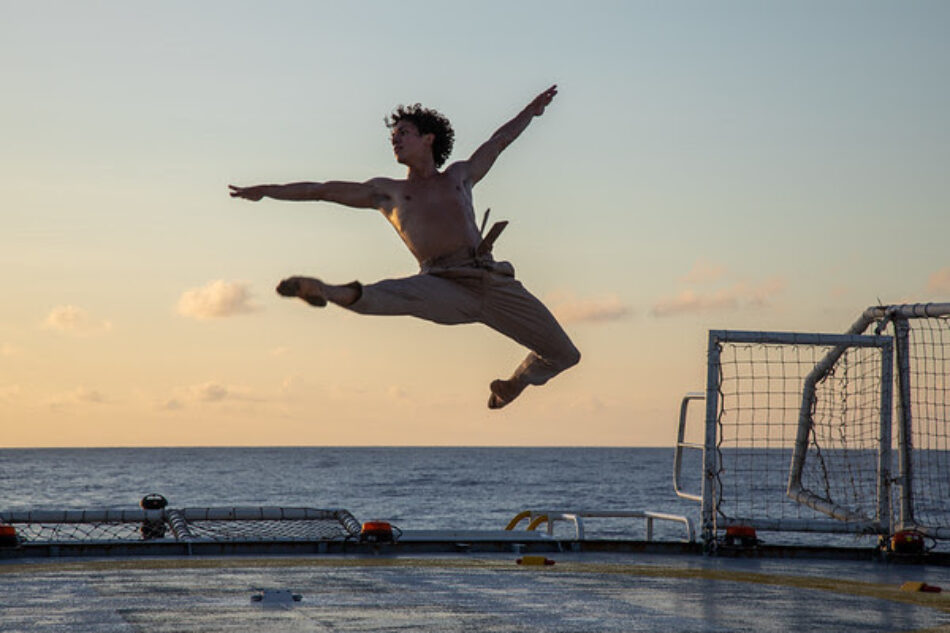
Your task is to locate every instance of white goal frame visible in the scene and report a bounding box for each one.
[847,303,950,540]
[676,329,894,545]
[678,302,950,547]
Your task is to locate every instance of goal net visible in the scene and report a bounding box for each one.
[687,303,950,545]
[702,330,893,539]
[849,304,950,539]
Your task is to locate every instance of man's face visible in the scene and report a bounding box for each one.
[391,120,432,165]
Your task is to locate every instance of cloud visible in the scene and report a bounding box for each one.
[43,305,113,335]
[681,259,727,285]
[1,343,17,357]
[0,385,22,403]
[745,277,787,308]
[652,277,786,317]
[280,374,306,394]
[190,381,230,402]
[177,280,260,320]
[161,398,184,411]
[161,380,263,410]
[73,387,106,403]
[651,259,789,317]
[928,267,950,294]
[652,288,736,316]
[547,292,632,324]
[387,385,411,403]
[49,386,108,409]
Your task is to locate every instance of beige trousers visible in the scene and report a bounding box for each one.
[346,250,580,386]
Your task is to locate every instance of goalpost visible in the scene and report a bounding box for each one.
[848,303,950,540]
[676,330,894,544]
[676,303,950,547]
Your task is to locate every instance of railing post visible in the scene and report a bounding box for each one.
[674,392,705,502]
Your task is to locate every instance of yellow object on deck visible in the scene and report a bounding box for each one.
[505,511,532,531]
[901,581,942,593]
[504,511,551,532]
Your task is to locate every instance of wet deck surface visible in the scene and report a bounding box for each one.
[3,552,950,632]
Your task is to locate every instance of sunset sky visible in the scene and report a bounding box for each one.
[3,1,948,447]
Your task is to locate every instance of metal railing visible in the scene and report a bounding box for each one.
[0,506,362,543]
[507,509,695,543]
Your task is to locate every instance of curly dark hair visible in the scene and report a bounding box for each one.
[385,104,455,168]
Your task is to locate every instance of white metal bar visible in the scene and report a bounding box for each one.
[877,337,894,536]
[0,509,159,523]
[848,303,950,335]
[0,507,354,524]
[709,330,891,347]
[674,392,705,503]
[179,507,347,521]
[718,516,882,534]
[645,511,695,542]
[526,510,695,542]
[893,319,916,530]
[704,332,722,545]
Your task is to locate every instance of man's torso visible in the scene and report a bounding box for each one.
[377,166,482,265]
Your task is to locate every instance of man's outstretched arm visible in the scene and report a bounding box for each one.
[461,85,557,185]
[229,179,392,210]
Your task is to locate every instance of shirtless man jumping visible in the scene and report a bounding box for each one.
[229,85,580,409]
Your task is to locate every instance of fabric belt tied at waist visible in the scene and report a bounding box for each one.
[477,220,508,256]
[419,210,510,273]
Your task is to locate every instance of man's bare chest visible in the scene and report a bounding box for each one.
[388,179,473,230]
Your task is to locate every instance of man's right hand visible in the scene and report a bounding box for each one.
[229,184,266,201]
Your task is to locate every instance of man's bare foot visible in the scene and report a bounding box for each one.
[487,378,527,410]
[276,276,327,307]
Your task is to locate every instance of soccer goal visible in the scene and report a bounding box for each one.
[849,303,950,540]
[675,302,950,546]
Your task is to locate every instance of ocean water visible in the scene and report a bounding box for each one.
[0,447,696,541]
[0,446,919,546]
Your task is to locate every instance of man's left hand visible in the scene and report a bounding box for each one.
[527,85,558,117]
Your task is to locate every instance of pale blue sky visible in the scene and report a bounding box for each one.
[2,1,948,446]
